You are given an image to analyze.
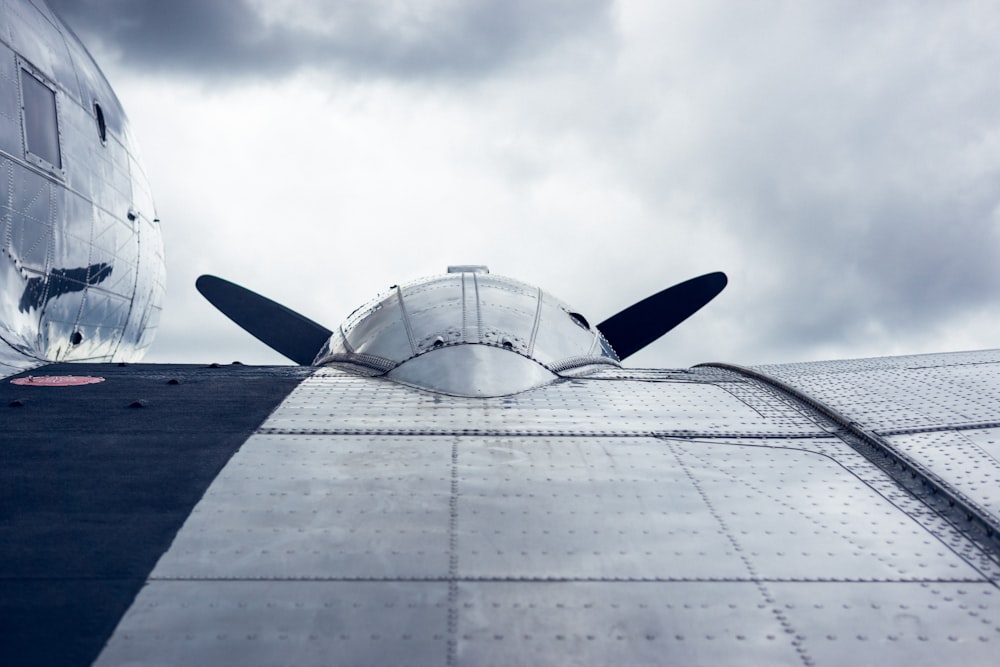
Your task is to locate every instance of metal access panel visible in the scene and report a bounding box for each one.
[150,434,455,580]
[95,581,451,666]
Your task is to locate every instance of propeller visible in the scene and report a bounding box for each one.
[195,275,332,365]
[597,271,727,361]
[197,270,727,366]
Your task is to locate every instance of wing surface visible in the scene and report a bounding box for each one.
[4,350,1000,666]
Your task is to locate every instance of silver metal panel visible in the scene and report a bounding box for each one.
[767,582,1000,665]
[0,41,21,155]
[396,273,465,348]
[94,581,450,667]
[152,434,453,580]
[457,437,749,580]
[456,436,984,581]
[886,430,1000,525]
[456,582,799,666]
[666,438,987,580]
[388,343,557,397]
[753,350,1000,535]
[754,350,1000,431]
[318,272,617,395]
[262,368,823,436]
[342,287,414,361]
[963,426,1000,460]
[474,274,538,355]
[529,284,602,363]
[3,0,75,95]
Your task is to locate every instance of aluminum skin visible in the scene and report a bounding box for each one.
[0,0,164,376]
[316,270,618,397]
[92,352,1000,666]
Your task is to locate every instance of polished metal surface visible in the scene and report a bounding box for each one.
[260,367,823,436]
[98,581,451,666]
[754,350,1000,527]
[99,359,1000,665]
[388,344,557,398]
[315,271,617,396]
[0,0,164,368]
[151,433,454,580]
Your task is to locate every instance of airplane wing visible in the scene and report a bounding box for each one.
[4,349,999,666]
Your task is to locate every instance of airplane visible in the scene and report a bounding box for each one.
[2,1,1000,665]
[0,0,164,378]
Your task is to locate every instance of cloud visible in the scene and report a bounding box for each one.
[46,0,1000,367]
[533,0,1000,363]
[47,0,614,81]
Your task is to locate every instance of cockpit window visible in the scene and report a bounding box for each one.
[20,67,61,170]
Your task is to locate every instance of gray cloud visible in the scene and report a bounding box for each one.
[45,0,1000,367]
[48,0,613,80]
[572,1,1000,362]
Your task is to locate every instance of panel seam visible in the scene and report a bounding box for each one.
[699,361,1000,567]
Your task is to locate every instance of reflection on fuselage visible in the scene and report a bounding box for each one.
[0,0,164,369]
[19,263,112,313]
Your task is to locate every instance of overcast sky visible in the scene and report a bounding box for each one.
[49,0,1000,368]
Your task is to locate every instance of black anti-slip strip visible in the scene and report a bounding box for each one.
[0,363,312,667]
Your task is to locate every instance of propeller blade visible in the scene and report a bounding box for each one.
[597,271,728,361]
[196,275,332,365]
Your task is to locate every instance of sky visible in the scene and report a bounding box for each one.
[48,0,1000,369]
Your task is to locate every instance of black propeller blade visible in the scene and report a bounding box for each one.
[196,275,332,365]
[597,271,728,361]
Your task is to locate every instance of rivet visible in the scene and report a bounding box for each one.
[128,399,148,408]
[9,399,25,407]
[167,378,181,385]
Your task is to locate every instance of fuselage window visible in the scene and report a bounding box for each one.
[20,67,61,169]
[94,101,107,144]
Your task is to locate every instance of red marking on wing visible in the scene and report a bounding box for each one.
[11,375,105,387]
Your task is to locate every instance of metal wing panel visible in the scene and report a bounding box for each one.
[261,367,821,437]
[752,350,1000,528]
[752,349,1000,431]
[95,364,1000,665]
[455,582,798,666]
[96,581,452,667]
[457,436,984,582]
[150,433,454,580]
[883,430,1000,525]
